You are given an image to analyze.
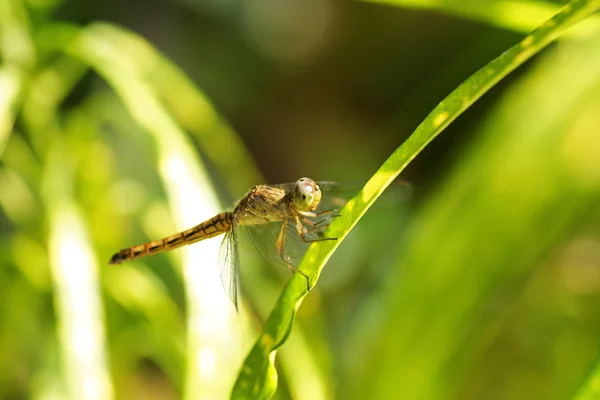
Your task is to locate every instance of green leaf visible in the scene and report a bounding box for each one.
[230,0,600,398]
[0,65,24,157]
[61,22,253,399]
[363,0,600,38]
[345,27,600,400]
[576,361,600,400]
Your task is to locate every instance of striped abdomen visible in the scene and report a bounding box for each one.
[109,212,233,264]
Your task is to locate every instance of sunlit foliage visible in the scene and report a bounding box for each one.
[1,0,600,399]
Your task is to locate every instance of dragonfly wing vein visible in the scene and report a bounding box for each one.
[217,214,240,310]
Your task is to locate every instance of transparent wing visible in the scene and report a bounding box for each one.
[242,217,333,271]
[242,221,298,268]
[217,216,239,310]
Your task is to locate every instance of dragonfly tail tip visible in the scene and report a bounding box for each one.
[108,253,123,265]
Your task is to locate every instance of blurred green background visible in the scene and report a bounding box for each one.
[2,0,600,399]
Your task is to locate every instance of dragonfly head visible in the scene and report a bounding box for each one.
[294,177,322,212]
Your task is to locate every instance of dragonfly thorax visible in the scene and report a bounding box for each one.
[293,177,322,212]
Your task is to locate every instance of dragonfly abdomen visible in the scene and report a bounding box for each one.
[109,212,233,264]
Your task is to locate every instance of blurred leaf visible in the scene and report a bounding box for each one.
[576,359,600,400]
[0,0,36,68]
[59,23,257,399]
[0,65,24,156]
[364,0,600,39]
[346,32,600,400]
[21,56,88,140]
[42,137,114,400]
[47,21,263,196]
[231,0,600,398]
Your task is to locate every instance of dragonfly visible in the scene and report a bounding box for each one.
[110,177,347,309]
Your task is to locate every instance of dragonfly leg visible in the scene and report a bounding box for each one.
[314,209,336,217]
[317,214,340,226]
[302,212,339,228]
[298,209,340,228]
[276,221,311,291]
[306,224,332,234]
[294,217,338,242]
[297,216,332,237]
[297,209,337,221]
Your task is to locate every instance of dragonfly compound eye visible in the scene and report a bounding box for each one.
[294,177,321,211]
